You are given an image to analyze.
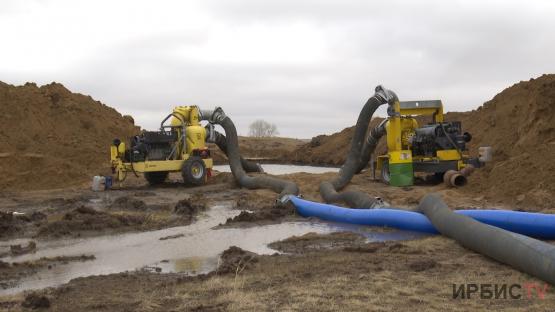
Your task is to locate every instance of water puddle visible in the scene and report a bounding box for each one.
[213,164,339,175]
[0,203,426,295]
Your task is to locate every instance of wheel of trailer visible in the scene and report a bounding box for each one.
[381,160,391,184]
[144,171,168,185]
[182,156,206,186]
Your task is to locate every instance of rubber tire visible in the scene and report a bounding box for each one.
[381,160,390,185]
[144,171,168,185]
[182,156,206,186]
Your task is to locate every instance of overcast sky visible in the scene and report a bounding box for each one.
[1,0,554,138]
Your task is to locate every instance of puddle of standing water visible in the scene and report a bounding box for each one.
[213,164,339,175]
[0,203,427,295]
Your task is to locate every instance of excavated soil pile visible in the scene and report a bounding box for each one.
[286,118,386,166]
[447,74,555,208]
[0,81,139,191]
[289,75,555,208]
[211,136,306,164]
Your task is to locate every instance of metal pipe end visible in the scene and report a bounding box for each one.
[444,170,467,187]
[374,85,398,104]
[200,107,227,123]
[451,174,467,187]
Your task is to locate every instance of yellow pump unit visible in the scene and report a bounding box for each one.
[376,100,487,187]
[110,106,213,186]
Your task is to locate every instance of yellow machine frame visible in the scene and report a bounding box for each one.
[110,106,213,183]
[376,100,470,186]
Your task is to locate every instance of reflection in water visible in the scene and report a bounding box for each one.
[153,256,219,275]
[173,257,206,272]
[0,203,427,295]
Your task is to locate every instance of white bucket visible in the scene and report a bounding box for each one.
[91,176,106,192]
[478,146,493,163]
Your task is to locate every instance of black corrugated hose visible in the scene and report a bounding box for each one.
[203,109,299,201]
[319,86,397,208]
[418,193,555,285]
[208,129,264,173]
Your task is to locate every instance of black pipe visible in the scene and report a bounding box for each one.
[210,129,264,173]
[418,193,555,285]
[319,86,396,208]
[356,119,387,174]
[203,108,299,200]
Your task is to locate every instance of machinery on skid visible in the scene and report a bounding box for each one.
[376,100,491,187]
[110,106,214,186]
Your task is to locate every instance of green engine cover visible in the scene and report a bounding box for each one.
[389,163,414,187]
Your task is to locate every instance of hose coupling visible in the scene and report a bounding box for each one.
[200,107,227,123]
[374,85,399,105]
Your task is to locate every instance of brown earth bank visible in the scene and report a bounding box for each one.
[286,74,555,208]
[5,75,554,209]
[2,236,555,311]
[0,81,139,191]
[211,136,307,165]
[0,81,305,192]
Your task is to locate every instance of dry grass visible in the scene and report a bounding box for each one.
[157,236,555,311]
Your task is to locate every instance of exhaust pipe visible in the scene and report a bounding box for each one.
[443,164,475,187]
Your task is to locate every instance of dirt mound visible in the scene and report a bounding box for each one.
[0,211,39,238]
[268,232,368,254]
[37,206,145,237]
[110,196,148,211]
[0,81,139,192]
[288,75,555,208]
[444,75,555,208]
[174,195,207,220]
[216,246,258,275]
[222,191,296,226]
[21,293,51,309]
[286,118,386,166]
[224,208,287,224]
[0,213,22,237]
[211,136,306,164]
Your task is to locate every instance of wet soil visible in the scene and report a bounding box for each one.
[1,167,554,311]
[4,237,555,311]
[0,174,243,240]
[268,231,369,253]
[220,190,298,227]
[0,255,94,290]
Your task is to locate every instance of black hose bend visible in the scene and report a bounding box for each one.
[418,193,555,285]
[319,86,397,208]
[210,129,264,173]
[356,119,387,174]
[203,109,299,200]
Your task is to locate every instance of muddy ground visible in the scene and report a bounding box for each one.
[1,169,554,311]
[2,235,554,311]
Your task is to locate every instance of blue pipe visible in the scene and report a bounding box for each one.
[289,196,555,239]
